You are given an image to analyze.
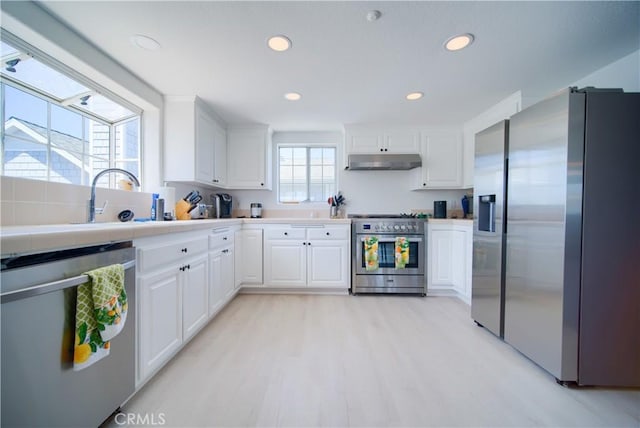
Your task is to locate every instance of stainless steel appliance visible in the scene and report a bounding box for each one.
[472,87,640,386]
[350,215,427,295]
[1,242,136,426]
[471,119,509,338]
[250,203,262,218]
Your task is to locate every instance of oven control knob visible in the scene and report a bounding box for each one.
[401,225,407,230]
[394,225,400,231]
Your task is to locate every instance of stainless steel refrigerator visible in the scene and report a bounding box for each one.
[471,119,508,338]
[473,87,640,386]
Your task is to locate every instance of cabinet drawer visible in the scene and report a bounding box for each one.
[307,227,350,240]
[137,236,208,273]
[264,228,306,240]
[209,229,234,249]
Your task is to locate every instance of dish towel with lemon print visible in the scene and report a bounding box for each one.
[73,264,127,371]
[395,237,410,269]
[364,236,379,271]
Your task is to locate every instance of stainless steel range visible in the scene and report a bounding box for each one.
[350,215,427,295]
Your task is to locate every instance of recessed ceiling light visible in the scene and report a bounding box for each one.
[366,10,382,22]
[444,33,474,51]
[406,92,424,101]
[284,92,301,101]
[130,34,161,51]
[268,35,292,52]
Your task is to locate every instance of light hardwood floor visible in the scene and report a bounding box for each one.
[119,294,640,427]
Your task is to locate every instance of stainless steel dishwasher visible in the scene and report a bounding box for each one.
[1,242,136,427]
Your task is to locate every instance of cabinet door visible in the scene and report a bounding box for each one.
[345,129,383,153]
[264,240,307,287]
[383,130,420,153]
[195,106,216,184]
[227,128,270,189]
[139,268,182,380]
[307,240,350,287]
[222,248,235,298]
[182,254,209,341]
[209,250,224,316]
[240,229,263,284]
[213,123,227,186]
[428,228,455,288]
[420,132,463,188]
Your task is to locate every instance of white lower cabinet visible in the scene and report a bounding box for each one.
[263,225,350,289]
[237,228,263,285]
[209,226,237,316]
[138,267,182,383]
[136,233,209,384]
[427,221,473,303]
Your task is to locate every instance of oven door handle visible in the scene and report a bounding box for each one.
[359,237,423,243]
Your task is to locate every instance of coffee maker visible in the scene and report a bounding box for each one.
[212,193,233,218]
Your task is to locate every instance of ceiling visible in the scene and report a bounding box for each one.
[36,1,639,131]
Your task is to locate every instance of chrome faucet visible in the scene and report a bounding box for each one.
[87,168,140,223]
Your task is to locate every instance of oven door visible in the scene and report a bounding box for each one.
[355,235,424,275]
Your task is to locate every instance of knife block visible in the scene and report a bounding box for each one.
[175,200,192,221]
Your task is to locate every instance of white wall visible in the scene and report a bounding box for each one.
[571,50,640,92]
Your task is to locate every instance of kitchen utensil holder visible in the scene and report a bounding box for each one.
[330,206,338,218]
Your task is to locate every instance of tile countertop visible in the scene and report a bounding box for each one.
[0,218,352,257]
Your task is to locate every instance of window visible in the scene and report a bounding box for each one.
[0,35,141,188]
[278,146,336,203]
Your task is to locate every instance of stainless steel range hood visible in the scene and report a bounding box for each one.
[347,153,422,170]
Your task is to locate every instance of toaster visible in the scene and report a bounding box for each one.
[190,203,208,219]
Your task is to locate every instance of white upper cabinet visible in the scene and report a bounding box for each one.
[164,96,227,188]
[344,127,420,166]
[412,130,464,189]
[226,125,272,189]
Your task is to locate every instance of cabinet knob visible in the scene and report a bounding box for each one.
[379,148,383,152]
[186,264,190,270]
[223,237,228,240]
[181,248,188,253]
[307,242,311,246]
[326,232,330,236]
[384,148,388,152]
[284,232,288,236]
[303,242,306,246]
[260,183,264,186]
[423,183,426,186]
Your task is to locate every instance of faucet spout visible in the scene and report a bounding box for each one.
[88,168,140,223]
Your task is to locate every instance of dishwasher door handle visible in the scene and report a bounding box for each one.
[0,259,136,303]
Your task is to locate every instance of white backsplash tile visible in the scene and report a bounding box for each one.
[1,177,14,201]
[13,177,47,202]
[0,176,156,226]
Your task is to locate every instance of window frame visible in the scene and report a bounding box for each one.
[277,143,337,205]
[0,30,143,188]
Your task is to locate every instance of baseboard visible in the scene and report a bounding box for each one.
[240,286,349,296]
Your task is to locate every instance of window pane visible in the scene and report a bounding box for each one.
[323,148,335,165]
[51,104,82,139]
[279,147,293,166]
[292,147,306,165]
[74,93,135,122]
[310,148,323,165]
[0,44,90,99]
[115,119,140,160]
[4,84,47,127]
